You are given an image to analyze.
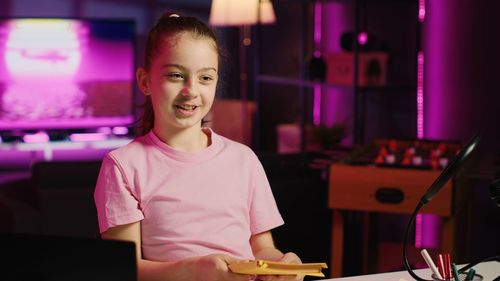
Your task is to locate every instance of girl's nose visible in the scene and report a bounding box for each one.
[181,78,197,97]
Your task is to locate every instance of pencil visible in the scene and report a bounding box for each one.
[420,249,443,280]
[437,254,446,279]
[444,253,452,280]
[451,263,460,281]
[465,268,476,281]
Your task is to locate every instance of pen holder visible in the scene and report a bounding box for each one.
[431,273,483,281]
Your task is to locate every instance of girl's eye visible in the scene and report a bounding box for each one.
[199,75,214,83]
[167,73,184,80]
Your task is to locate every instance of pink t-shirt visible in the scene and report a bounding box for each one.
[94,128,284,262]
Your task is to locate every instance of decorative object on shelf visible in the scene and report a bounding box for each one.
[326,51,389,87]
[276,123,301,154]
[340,31,389,52]
[308,55,327,82]
[311,123,345,150]
[332,30,390,87]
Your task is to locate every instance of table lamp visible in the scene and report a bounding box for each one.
[208,0,276,146]
[209,0,276,26]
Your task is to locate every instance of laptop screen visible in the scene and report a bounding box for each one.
[1,233,137,281]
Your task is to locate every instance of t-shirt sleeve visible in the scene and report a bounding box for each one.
[248,153,285,235]
[94,154,144,233]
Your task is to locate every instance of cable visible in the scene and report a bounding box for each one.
[403,200,431,281]
[458,255,500,272]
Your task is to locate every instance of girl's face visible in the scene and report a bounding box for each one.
[142,32,218,132]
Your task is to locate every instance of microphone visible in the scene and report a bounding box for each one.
[403,134,481,281]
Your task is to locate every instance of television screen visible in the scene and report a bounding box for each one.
[0,18,136,132]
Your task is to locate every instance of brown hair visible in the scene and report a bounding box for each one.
[139,13,223,135]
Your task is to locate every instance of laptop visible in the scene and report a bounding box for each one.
[0,232,137,281]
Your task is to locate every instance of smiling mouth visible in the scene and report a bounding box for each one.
[175,104,198,111]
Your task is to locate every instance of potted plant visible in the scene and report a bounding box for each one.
[311,123,345,150]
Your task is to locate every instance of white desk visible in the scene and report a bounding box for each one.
[322,261,499,281]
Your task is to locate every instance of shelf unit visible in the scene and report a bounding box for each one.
[251,0,419,152]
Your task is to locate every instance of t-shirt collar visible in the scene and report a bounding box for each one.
[146,127,221,163]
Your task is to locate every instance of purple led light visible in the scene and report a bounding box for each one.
[415,0,426,247]
[415,1,440,249]
[424,0,450,139]
[357,32,368,45]
[416,214,444,249]
[419,0,426,22]
[416,214,442,249]
[415,213,423,248]
[417,52,424,139]
[314,2,322,48]
[313,84,321,126]
[312,2,322,126]
[421,214,442,248]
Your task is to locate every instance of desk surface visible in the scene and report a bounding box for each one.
[322,261,499,281]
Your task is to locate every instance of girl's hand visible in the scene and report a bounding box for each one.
[257,252,305,281]
[192,254,255,281]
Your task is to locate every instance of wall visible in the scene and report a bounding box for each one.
[424,0,500,145]
[423,0,500,263]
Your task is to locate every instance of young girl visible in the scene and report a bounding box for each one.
[94,13,304,281]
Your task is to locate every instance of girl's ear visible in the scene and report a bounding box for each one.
[136,67,151,96]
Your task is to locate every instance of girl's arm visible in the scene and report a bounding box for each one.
[250,231,304,281]
[101,222,251,281]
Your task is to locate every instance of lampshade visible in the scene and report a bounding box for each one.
[258,0,276,25]
[209,0,276,26]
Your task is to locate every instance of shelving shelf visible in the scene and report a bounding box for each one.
[257,74,415,92]
[257,75,351,90]
[253,0,418,150]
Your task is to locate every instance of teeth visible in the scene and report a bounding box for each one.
[177,104,197,110]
